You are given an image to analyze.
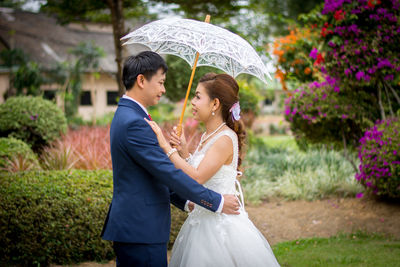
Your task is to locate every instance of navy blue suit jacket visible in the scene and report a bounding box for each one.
[101,98,222,244]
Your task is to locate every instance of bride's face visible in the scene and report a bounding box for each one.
[191,83,215,122]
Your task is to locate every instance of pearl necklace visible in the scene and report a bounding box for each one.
[199,122,226,148]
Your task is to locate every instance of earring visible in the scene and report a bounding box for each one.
[212,111,215,116]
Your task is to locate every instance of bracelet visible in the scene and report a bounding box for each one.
[185,153,192,162]
[167,148,177,158]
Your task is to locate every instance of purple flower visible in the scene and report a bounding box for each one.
[384,74,394,81]
[356,192,364,198]
[309,48,318,60]
[30,114,38,121]
[341,114,348,119]
[344,68,352,76]
[285,107,291,116]
[376,58,394,69]
[356,71,366,80]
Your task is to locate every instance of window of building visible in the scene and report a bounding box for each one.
[107,91,119,106]
[80,91,92,106]
[43,90,57,100]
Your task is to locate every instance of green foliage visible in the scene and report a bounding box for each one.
[13,61,43,96]
[154,0,242,21]
[0,137,39,169]
[0,48,44,97]
[0,170,114,266]
[273,232,400,267]
[249,0,325,36]
[357,118,400,199]
[164,55,223,102]
[63,42,105,119]
[242,136,361,203]
[237,79,262,116]
[0,48,25,67]
[148,102,177,123]
[0,96,67,151]
[0,170,188,265]
[41,0,150,24]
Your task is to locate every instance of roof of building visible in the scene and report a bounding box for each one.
[0,8,118,73]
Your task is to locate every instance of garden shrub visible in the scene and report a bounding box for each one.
[356,117,400,199]
[0,96,67,151]
[0,170,188,266]
[0,137,39,169]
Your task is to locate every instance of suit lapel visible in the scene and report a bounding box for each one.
[118,98,150,120]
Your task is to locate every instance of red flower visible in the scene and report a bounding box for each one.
[367,0,381,8]
[314,53,325,66]
[334,10,346,21]
[321,22,333,37]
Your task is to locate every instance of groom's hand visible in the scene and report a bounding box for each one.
[222,194,240,215]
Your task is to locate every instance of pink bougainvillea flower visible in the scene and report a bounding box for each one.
[309,48,318,60]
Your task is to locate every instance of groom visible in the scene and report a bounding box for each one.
[101,51,240,266]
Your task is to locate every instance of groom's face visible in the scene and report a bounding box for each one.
[142,68,166,107]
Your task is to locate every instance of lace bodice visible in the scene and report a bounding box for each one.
[189,129,239,195]
[187,129,245,219]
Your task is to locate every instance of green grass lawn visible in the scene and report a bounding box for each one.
[260,135,298,150]
[272,232,400,267]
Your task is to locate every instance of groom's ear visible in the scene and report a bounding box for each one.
[136,74,146,89]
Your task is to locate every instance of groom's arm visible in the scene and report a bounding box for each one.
[170,190,186,211]
[125,119,223,212]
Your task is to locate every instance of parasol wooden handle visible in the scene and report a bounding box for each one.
[176,14,211,137]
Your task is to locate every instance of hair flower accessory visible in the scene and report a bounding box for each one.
[229,102,241,121]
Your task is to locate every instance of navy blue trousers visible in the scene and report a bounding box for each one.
[113,242,168,267]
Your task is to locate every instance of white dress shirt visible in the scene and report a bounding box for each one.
[122,94,224,213]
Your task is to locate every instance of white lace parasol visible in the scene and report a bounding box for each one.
[121,18,272,84]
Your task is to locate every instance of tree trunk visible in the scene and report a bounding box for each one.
[107,0,125,96]
[342,129,359,174]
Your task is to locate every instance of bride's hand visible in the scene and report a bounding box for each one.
[145,118,170,152]
[170,126,189,158]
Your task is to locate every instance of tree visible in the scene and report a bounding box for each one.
[282,0,400,172]
[156,0,243,20]
[40,0,241,97]
[41,0,150,96]
[0,48,43,98]
[249,0,325,35]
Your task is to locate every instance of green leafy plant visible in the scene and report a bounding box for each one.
[0,170,189,265]
[0,137,39,169]
[40,140,78,170]
[0,96,67,152]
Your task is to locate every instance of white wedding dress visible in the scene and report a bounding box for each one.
[169,130,280,267]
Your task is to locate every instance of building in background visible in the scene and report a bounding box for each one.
[0,8,124,120]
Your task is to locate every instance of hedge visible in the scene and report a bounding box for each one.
[0,137,39,169]
[0,96,67,152]
[0,170,187,266]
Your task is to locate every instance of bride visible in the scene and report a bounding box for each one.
[145,73,280,267]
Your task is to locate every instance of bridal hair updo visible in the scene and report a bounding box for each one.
[199,73,246,169]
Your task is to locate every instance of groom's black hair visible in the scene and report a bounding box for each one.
[122,51,168,91]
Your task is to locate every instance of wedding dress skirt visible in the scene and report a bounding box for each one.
[169,130,280,267]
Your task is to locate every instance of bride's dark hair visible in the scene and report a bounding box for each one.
[199,73,246,169]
